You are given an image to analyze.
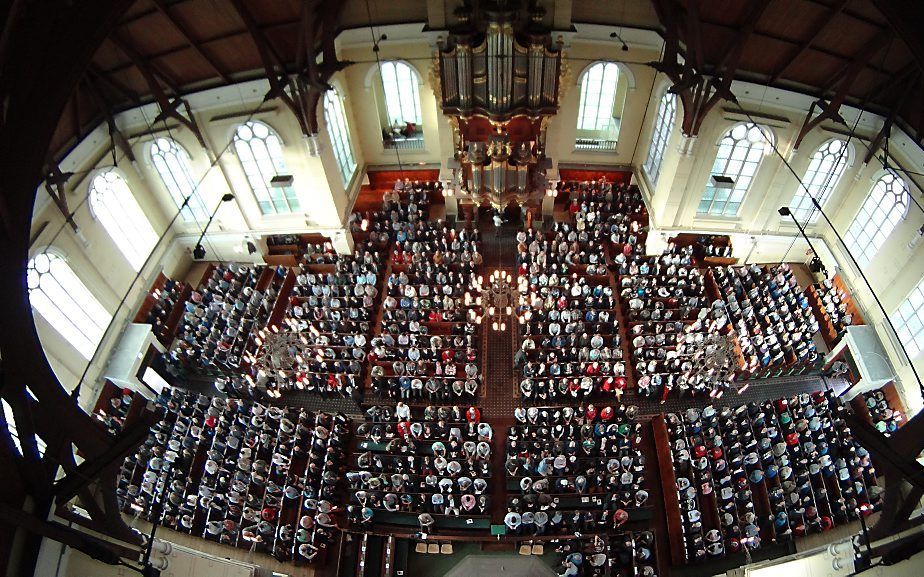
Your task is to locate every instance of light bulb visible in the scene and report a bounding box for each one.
[492,321,498,331]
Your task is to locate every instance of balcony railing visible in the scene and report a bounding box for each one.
[574,138,618,152]
[383,137,425,151]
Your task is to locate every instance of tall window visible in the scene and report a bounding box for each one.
[643,91,676,185]
[150,138,209,222]
[27,252,112,360]
[233,121,300,215]
[380,61,422,126]
[577,62,620,131]
[324,89,357,186]
[698,123,771,217]
[893,278,924,359]
[844,171,909,267]
[89,171,158,271]
[789,139,851,223]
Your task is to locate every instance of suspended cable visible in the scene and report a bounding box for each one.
[365,0,404,172]
[731,100,924,400]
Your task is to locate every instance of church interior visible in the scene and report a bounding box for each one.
[3,1,924,577]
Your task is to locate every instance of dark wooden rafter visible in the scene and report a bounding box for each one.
[108,33,208,150]
[0,387,50,502]
[821,30,893,89]
[54,414,157,505]
[86,64,141,107]
[793,30,893,148]
[769,0,849,83]
[229,0,313,136]
[861,62,917,106]
[108,34,181,92]
[42,165,78,233]
[649,0,700,136]
[651,0,767,137]
[150,0,232,83]
[83,74,137,164]
[0,503,139,566]
[844,410,924,542]
[863,69,918,164]
[0,0,153,570]
[304,0,353,134]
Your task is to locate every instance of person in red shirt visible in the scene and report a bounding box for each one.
[465,406,481,423]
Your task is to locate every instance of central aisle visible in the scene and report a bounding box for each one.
[475,215,520,523]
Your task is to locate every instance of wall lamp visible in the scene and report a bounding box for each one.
[193,193,235,260]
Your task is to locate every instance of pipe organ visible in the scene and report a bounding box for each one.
[437,1,561,207]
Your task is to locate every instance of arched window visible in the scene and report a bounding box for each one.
[150,138,209,222]
[89,171,158,271]
[789,139,851,223]
[844,171,909,267]
[380,61,422,126]
[643,91,676,185]
[698,123,771,217]
[324,89,357,186]
[27,252,111,360]
[233,121,300,215]
[577,62,620,131]
[893,277,924,359]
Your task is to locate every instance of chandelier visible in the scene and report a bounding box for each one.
[686,332,741,399]
[471,269,514,331]
[244,324,319,398]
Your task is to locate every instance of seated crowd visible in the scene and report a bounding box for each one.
[860,389,903,436]
[517,225,626,401]
[712,264,820,375]
[371,222,483,400]
[118,388,349,564]
[811,278,856,344]
[348,178,439,243]
[553,533,658,577]
[666,390,881,562]
[560,178,648,250]
[346,404,492,529]
[142,278,188,343]
[278,241,383,398]
[619,246,735,400]
[504,405,649,536]
[170,264,285,371]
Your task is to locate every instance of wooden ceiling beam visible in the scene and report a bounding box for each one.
[802,0,889,29]
[821,29,893,90]
[150,0,232,83]
[873,0,924,78]
[82,73,137,163]
[715,0,769,75]
[86,64,140,105]
[699,18,898,79]
[861,61,917,106]
[229,0,312,136]
[108,33,208,149]
[683,0,704,71]
[862,72,915,164]
[769,0,848,83]
[108,33,182,95]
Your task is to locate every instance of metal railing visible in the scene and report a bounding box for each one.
[574,138,618,152]
[383,137,425,150]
